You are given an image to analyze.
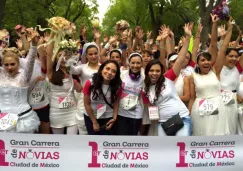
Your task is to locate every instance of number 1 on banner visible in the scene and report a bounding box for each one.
[0,140,9,166]
[176,142,188,167]
[88,142,101,168]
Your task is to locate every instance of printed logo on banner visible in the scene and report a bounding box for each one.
[0,140,9,166]
[88,141,149,169]
[176,141,236,168]
[0,139,61,168]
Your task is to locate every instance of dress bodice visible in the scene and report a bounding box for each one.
[193,71,221,98]
[0,86,30,114]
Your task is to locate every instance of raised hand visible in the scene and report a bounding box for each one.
[136,29,144,40]
[94,30,101,39]
[146,31,152,39]
[169,29,174,38]
[109,35,118,44]
[160,25,170,34]
[26,27,40,46]
[15,39,23,49]
[219,25,227,37]
[157,27,169,41]
[103,34,108,43]
[211,14,219,23]
[184,23,192,37]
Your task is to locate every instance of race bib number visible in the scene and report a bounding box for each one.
[221,90,235,105]
[97,104,107,119]
[148,106,159,120]
[29,87,44,104]
[59,97,74,109]
[120,94,138,110]
[0,113,18,131]
[198,99,218,116]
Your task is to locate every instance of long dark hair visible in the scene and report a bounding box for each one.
[144,59,165,103]
[50,60,64,86]
[90,60,122,104]
[195,52,211,74]
[50,57,81,86]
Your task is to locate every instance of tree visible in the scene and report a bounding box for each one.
[0,0,7,28]
[198,0,222,49]
[1,0,98,39]
[102,0,198,40]
[147,0,198,38]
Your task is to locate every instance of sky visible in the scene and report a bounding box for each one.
[96,0,111,23]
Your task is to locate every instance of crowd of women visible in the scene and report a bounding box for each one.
[0,13,243,137]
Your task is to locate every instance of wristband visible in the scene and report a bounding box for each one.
[104,42,110,50]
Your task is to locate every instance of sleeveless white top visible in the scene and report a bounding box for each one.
[193,71,221,98]
[175,74,184,96]
[28,60,49,109]
[220,66,240,91]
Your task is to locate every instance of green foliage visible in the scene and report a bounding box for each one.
[229,0,243,30]
[2,0,98,40]
[102,0,199,41]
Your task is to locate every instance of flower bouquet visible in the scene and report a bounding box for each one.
[115,20,130,33]
[38,16,76,61]
[212,0,230,21]
[47,16,73,35]
[91,19,100,29]
[59,39,79,59]
[56,39,79,72]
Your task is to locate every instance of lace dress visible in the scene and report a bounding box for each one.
[0,46,40,133]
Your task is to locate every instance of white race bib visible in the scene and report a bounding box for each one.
[58,97,74,109]
[29,87,44,104]
[198,99,218,116]
[0,113,18,131]
[97,104,107,119]
[221,90,235,105]
[120,94,138,110]
[148,106,159,120]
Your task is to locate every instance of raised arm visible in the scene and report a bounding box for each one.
[232,26,242,48]
[172,23,192,76]
[157,27,169,70]
[46,33,55,80]
[214,18,233,76]
[100,35,118,63]
[192,22,203,63]
[37,38,47,71]
[210,14,219,65]
[188,75,196,113]
[25,29,39,83]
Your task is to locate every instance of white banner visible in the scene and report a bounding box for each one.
[0,133,243,170]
